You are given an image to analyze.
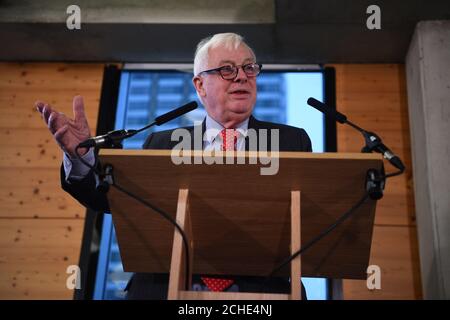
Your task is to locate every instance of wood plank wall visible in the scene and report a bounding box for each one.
[330,64,422,299]
[0,62,421,299]
[0,63,103,299]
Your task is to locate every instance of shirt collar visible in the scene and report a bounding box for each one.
[204,114,249,143]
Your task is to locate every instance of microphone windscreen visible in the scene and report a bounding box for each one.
[307,97,347,124]
[155,101,198,126]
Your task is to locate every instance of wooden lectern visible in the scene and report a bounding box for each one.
[98,150,382,300]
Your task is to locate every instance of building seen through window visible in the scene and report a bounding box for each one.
[93,68,327,300]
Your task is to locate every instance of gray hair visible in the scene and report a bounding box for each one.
[193,32,256,76]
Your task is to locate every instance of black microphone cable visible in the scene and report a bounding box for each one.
[261,97,406,293]
[110,179,192,292]
[72,101,198,291]
[74,151,192,291]
[261,190,371,293]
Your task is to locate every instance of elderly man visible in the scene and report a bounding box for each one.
[36,33,312,299]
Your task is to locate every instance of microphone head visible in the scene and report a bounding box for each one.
[155,101,198,126]
[307,97,324,109]
[307,97,347,124]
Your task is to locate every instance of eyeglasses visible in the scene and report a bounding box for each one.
[198,63,262,80]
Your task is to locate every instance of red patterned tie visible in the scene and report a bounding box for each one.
[201,129,238,291]
[220,128,238,151]
[201,276,234,292]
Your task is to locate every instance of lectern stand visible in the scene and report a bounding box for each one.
[99,150,383,300]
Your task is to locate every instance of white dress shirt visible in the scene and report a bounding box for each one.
[203,115,248,152]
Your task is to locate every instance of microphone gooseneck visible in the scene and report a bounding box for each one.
[307,97,405,172]
[77,101,198,149]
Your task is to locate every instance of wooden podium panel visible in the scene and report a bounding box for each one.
[99,150,382,280]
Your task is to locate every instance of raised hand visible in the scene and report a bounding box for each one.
[36,95,92,158]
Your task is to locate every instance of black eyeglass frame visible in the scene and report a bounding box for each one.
[197,63,263,80]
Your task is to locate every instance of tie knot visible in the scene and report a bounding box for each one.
[220,128,239,151]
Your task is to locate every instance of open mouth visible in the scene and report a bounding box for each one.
[229,89,251,95]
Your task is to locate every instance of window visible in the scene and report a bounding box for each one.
[93,66,329,300]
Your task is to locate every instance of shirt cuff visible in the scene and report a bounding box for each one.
[63,148,95,181]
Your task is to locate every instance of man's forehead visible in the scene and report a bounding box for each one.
[208,44,255,65]
[218,57,254,65]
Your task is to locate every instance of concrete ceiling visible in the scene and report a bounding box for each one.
[0,0,449,63]
[0,0,275,24]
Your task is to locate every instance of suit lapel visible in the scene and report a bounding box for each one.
[187,118,206,151]
[246,115,259,151]
[247,115,274,152]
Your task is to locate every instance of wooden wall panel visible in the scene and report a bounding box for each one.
[0,128,73,168]
[0,63,104,299]
[330,64,422,299]
[0,219,84,299]
[332,64,415,227]
[343,225,422,300]
[0,168,86,219]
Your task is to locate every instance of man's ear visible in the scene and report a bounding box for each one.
[193,76,206,97]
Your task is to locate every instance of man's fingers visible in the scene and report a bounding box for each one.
[42,105,53,125]
[54,124,69,141]
[73,95,87,122]
[35,101,45,113]
[47,111,61,134]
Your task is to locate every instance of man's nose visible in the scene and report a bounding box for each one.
[234,66,248,83]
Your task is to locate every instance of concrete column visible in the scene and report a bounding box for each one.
[406,20,450,299]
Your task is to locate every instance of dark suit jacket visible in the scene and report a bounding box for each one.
[61,115,312,299]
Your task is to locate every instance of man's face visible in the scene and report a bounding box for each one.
[193,43,257,128]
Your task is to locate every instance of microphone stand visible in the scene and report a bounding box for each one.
[340,119,387,200]
[263,98,404,289]
[74,102,198,291]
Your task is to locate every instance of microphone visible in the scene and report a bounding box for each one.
[154,101,197,125]
[78,101,198,149]
[77,129,137,148]
[306,97,405,171]
[361,131,405,171]
[307,97,347,124]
